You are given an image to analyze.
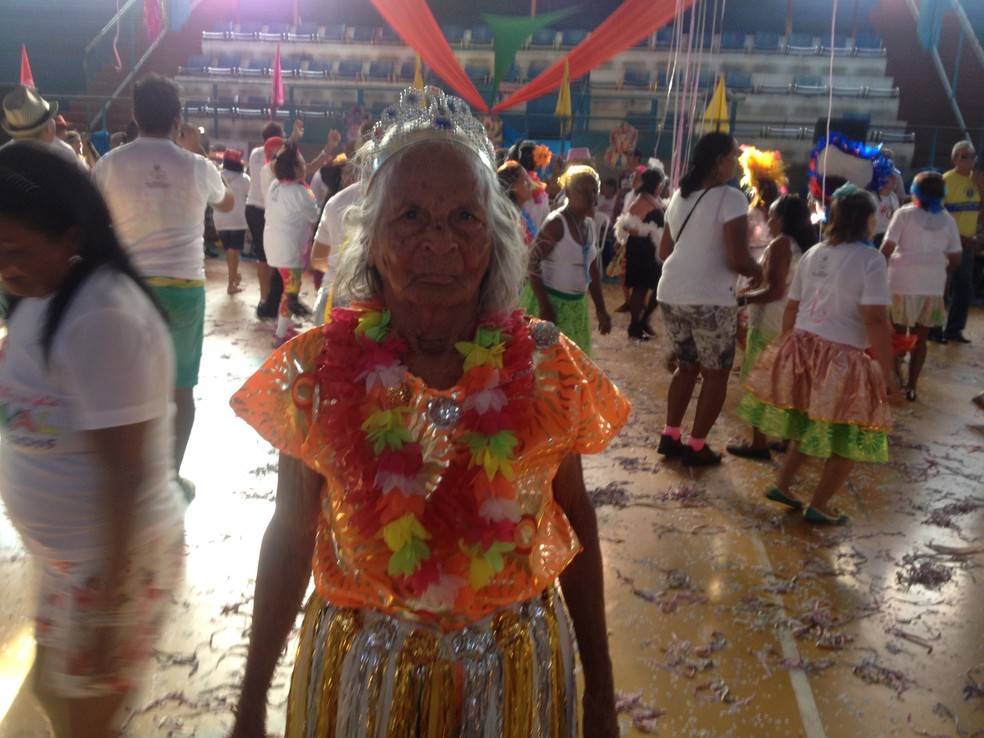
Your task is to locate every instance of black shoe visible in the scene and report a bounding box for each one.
[288,298,313,318]
[726,442,771,461]
[642,322,657,336]
[681,444,722,467]
[945,333,971,344]
[657,434,685,457]
[255,301,278,320]
[628,323,650,341]
[927,331,947,344]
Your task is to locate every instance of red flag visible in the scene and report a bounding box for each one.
[20,44,35,89]
[270,43,284,119]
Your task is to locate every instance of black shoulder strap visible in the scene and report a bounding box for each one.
[672,185,718,243]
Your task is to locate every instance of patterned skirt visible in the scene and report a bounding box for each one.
[520,284,592,357]
[285,588,577,738]
[738,329,892,462]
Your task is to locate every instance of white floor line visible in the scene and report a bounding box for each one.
[750,535,828,738]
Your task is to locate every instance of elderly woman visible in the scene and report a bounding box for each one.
[229,88,628,738]
[0,146,184,735]
[880,171,962,401]
[656,132,763,466]
[739,186,902,524]
[522,164,613,356]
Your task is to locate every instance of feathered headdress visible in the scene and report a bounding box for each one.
[739,145,788,195]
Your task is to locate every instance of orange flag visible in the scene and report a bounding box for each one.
[20,44,35,89]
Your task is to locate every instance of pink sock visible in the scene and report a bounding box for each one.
[662,425,681,440]
[687,437,706,451]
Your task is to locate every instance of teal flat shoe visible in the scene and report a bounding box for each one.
[803,506,848,525]
[764,487,804,510]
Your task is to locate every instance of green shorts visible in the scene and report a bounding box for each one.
[148,281,205,389]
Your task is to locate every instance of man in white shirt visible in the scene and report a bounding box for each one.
[1,85,87,169]
[92,74,233,498]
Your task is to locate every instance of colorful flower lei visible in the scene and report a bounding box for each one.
[315,302,536,612]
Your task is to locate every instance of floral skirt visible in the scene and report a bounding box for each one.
[738,329,892,462]
[285,588,576,738]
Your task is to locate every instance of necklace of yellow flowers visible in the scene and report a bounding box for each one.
[316,302,538,602]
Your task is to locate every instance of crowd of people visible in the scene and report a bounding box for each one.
[0,78,982,736]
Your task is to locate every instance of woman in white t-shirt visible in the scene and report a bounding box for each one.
[0,146,184,734]
[880,171,962,401]
[739,185,902,525]
[264,142,321,346]
[655,132,763,467]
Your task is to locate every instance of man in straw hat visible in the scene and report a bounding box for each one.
[1,85,86,169]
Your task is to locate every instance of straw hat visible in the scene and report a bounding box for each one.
[2,86,58,137]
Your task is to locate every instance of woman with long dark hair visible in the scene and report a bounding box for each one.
[655,132,762,466]
[0,145,184,735]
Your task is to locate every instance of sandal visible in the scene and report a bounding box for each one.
[803,506,849,525]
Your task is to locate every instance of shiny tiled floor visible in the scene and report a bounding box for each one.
[1,259,983,737]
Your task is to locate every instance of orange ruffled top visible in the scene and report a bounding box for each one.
[230,313,630,631]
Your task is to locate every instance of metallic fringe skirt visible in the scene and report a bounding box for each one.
[285,588,577,738]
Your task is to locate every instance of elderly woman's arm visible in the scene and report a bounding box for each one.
[554,453,619,738]
[231,454,322,738]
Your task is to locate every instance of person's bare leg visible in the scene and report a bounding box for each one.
[808,454,854,516]
[775,440,808,499]
[227,250,241,292]
[174,387,195,474]
[33,647,128,738]
[689,366,731,440]
[665,361,700,427]
[906,324,930,393]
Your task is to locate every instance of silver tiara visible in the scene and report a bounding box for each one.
[362,86,495,184]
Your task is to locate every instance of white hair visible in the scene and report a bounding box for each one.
[333,139,527,315]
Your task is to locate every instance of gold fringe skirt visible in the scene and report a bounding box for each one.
[285,588,577,738]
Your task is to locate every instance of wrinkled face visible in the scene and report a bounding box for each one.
[370,143,492,311]
[0,216,76,298]
[566,174,600,218]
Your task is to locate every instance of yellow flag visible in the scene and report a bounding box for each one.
[554,60,572,135]
[702,74,729,134]
[413,55,424,91]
